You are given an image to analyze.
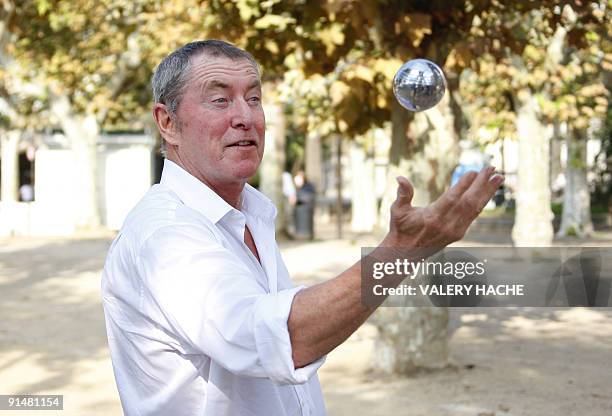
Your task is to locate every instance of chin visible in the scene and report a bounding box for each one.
[233,164,260,181]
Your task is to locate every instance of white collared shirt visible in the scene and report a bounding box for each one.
[101,159,326,416]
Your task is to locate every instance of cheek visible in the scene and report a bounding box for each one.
[196,124,225,152]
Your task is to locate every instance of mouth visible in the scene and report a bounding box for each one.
[227,140,257,148]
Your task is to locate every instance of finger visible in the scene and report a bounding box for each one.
[434,170,478,213]
[485,174,505,200]
[475,174,504,212]
[476,167,504,201]
[471,165,496,189]
[463,168,504,214]
[395,176,414,206]
[447,170,478,200]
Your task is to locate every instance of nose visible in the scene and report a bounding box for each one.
[230,98,253,130]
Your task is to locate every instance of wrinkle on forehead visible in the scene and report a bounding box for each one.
[187,55,260,91]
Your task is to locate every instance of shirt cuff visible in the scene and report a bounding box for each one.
[252,285,325,385]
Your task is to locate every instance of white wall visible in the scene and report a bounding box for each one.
[101,146,152,230]
[0,134,154,236]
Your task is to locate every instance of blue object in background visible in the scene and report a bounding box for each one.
[451,162,485,187]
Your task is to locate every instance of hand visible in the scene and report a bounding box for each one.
[385,166,504,249]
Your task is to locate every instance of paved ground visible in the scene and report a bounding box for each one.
[0,226,611,415]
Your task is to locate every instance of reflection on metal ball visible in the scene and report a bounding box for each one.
[393,59,446,112]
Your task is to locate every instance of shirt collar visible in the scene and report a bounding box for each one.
[159,159,277,224]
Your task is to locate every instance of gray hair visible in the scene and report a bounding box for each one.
[151,40,259,154]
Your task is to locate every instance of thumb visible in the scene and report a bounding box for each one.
[395,176,414,206]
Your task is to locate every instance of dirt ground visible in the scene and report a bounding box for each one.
[0,228,611,416]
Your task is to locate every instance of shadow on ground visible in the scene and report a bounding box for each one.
[0,237,117,411]
[1,230,611,415]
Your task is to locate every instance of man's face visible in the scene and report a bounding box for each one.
[170,54,265,191]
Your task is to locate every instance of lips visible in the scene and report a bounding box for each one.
[227,140,257,147]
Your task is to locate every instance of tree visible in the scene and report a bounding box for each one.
[1,0,46,208]
[461,3,609,244]
[269,0,593,374]
[9,0,237,228]
[8,0,606,375]
[551,5,610,237]
[10,0,155,228]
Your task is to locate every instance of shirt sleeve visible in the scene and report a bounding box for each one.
[135,223,323,385]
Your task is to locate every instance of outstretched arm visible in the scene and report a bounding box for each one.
[287,167,504,368]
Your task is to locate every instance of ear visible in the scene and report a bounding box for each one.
[152,103,181,146]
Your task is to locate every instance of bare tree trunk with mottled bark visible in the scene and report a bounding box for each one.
[511,87,554,246]
[558,131,593,237]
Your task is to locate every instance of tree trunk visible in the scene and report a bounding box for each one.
[50,92,101,229]
[511,21,572,244]
[261,82,286,233]
[0,129,19,202]
[43,34,141,232]
[334,135,343,239]
[372,307,449,374]
[70,114,101,230]
[377,100,414,231]
[349,136,377,233]
[305,132,323,192]
[372,91,460,375]
[558,131,593,237]
[511,88,554,246]
[378,92,459,227]
[550,121,564,197]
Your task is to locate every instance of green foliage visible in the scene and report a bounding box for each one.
[551,202,563,216]
[461,3,610,144]
[4,0,610,154]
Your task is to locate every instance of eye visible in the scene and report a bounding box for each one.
[248,96,261,104]
[210,97,229,108]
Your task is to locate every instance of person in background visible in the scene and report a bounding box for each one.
[293,170,316,239]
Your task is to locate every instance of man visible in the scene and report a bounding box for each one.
[101,39,503,416]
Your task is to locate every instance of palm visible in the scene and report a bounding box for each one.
[388,167,502,248]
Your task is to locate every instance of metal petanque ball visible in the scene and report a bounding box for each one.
[393,59,446,112]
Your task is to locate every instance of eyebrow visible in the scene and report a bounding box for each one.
[202,79,261,94]
[205,80,230,90]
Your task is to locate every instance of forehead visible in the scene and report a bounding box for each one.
[186,53,260,88]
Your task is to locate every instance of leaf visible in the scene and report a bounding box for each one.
[317,22,345,56]
[235,0,261,21]
[373,58,404,82]
[265,40,279,55]
[445,42,473,70]
[36,0,51,15]
[254,14,295,31]
[330,80,350,106]
[396,13,432,48]
[345,64,374,83]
